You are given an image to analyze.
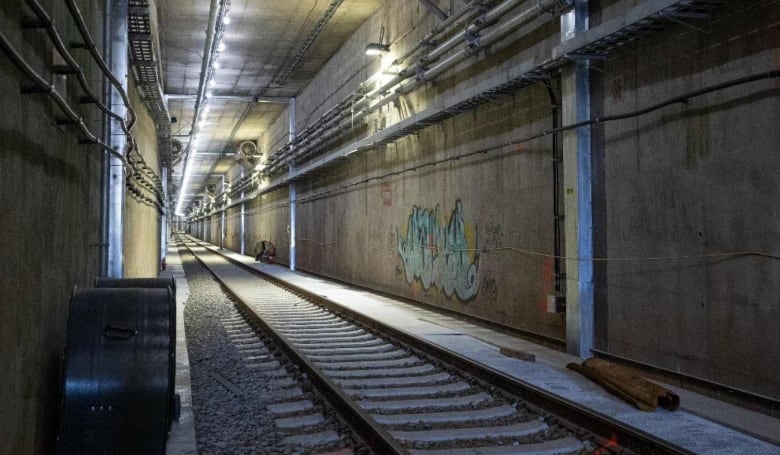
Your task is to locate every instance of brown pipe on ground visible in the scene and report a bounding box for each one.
[568,358,680,412]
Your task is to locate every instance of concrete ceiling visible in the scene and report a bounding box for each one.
[158,0,384,211]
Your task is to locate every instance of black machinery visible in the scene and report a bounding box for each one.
[58,278,176,455]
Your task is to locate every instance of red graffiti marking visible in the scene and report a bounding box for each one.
[538,257,554,313]
[611,75,623,102]
[381,182,392,206]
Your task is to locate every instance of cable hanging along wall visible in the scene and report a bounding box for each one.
[2,0,169,212]
[64,0,168,212]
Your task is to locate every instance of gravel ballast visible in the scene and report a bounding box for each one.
[179,244,360,454]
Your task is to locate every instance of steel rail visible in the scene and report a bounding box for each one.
[183,235,698,455]
[179,238,409,455]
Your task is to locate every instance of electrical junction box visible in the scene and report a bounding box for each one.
[547,294,566,313]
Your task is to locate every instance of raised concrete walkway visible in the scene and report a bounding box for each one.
[162,241,198,455]
[191,237,780,455]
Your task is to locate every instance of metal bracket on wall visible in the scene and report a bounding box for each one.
[554,0,721,61]
[657,10,712,34]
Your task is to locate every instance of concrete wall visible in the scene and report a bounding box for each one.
[123,74,162,277]
[225,204,241,252]
[0,1,164,452]
[191,0,779,398]
[210,214,220,246]
[596,1,780,399]
[0,1,101,453]
[288,84,560,337]
[244,188,291,264]
[223,0,565,338]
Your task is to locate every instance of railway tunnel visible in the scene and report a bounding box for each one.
[1,0,779,453]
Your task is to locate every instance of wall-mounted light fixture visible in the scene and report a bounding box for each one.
[365,27,389,56]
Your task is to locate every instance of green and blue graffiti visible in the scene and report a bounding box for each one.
[396,200,480,301]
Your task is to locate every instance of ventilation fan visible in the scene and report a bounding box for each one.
[170,140,184,166]
[235,140,261,170]
[238,140,259,159]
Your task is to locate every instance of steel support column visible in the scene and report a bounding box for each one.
[288,97,297,271]
[240,170,246,255]
[161,167,168,262]
[104,0,127,278]
[220,176,226,249]
[562,0,594,358]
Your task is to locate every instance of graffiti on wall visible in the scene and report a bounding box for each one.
[481,274,498,301]
[483,218,504,249]
[396,200,480,301]
[381,182,393,206]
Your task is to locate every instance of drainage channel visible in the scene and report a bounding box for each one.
[178,240,369,454]
[180,236,617,455]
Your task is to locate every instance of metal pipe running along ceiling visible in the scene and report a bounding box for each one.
[263,0,566,176]
[191,0,724,220]
[191,0,570,218]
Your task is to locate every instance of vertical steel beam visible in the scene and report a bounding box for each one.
[289,97,297,271]
[161,167,168,262]
[100,131,110,274]
[562,0,594,358]
[220,175,226,249]
[100,0,111,276]
[105,0,127,278]
[240,170,246,255]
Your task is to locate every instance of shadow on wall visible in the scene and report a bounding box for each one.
[605,88,780,148]
[0,127,84,184]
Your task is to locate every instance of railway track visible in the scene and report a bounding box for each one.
[180,235,691,455]
[218,310,352,452]
[178,241,367,454]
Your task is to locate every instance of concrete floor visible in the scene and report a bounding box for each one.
[161,245,198,455]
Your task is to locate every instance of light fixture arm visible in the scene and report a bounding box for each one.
[418,0,449,21]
